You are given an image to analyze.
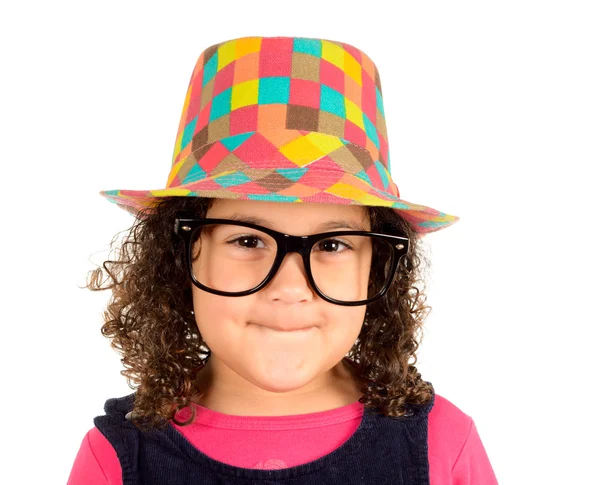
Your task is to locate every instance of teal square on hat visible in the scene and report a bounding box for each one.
[248,193,300,202]
[376,88,384,116]
[320,84,345,118]
[182,163,206,185]
[214,171,251,188]
[258,77,291,104]
[363,113,379,149]
[293,38,322,57]
[276,167,307,182]
[220,132,254,152]
[374,161,389,190]
[355,170,372,186]
[182,116,198,149]
[202,53,218,87]
[210,87,232,121]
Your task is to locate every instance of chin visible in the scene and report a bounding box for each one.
[246,360,318,393]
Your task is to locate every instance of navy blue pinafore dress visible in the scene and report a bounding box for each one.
[94,384,435,484]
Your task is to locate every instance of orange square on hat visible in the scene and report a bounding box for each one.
[257,104,287,132]
[233,52,260,85]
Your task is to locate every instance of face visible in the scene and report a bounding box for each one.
[190,199,371,407]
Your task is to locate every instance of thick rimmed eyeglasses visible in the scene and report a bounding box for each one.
[173,217,409,307]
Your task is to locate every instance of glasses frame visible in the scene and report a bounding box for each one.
[173,217,410,307]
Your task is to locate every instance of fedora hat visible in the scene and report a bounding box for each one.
[100,35,459,236]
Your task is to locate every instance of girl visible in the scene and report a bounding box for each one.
[67,35,498,484]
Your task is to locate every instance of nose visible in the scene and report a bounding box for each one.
[262,251,314,303]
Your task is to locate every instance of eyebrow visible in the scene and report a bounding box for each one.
[223,213,369,232]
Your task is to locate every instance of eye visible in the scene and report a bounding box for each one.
[227,235,267,249]
[315,238,353,253]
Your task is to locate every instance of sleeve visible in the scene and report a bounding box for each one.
[451,418,499,485]
[66,429,113,485]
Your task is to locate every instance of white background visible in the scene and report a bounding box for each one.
[1,1,598,483]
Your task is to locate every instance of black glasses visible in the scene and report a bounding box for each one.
[173,217,409,306]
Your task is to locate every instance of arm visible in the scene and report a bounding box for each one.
[451,418,499,485]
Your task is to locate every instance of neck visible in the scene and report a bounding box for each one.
[191,358,362,417]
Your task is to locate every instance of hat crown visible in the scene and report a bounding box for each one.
[99,35,460,236]
[168,36,392,190]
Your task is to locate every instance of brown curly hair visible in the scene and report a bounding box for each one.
[84,196,434,432]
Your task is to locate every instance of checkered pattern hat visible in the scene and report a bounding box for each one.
[100,36,459,236]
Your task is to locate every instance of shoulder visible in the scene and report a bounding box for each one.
[83,393,136,485]
[67,427,122,485]
[429,392,499,483]
[430,391,474,437]
[87,427,122,482]
[428,392,475,468]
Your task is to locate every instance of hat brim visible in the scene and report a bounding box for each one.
[99,168,459,236]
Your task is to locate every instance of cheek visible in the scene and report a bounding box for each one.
[191,287,253,340]
[329,308,366,343]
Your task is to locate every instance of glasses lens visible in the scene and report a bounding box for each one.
[310,235,395,303]
[190,223,277,293]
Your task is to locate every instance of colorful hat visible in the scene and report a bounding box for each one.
[100,35,459,236]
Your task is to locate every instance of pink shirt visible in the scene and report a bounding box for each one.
[67,393,498,484]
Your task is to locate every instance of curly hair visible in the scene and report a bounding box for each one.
[85,196,434,432]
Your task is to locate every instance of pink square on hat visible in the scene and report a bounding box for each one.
[361,73,377,123]
[259,38,293,77]
[233,133,296,169]
[189,69,204,103]
[296,162,345,189]
[319,58,345,93]
[344,119,367,148]
[378,135,389,167]
[230,104,259,135]
[366,164,385,191]
[213,61,236,97]
[227,181,272,194]
[289,78,320,109]
[302,192,354,205]
[186,177,226,191]
[186,95,201,126]
[199,142,231,174]
[195,104,211,136]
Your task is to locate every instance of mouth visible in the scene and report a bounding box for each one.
[252,323,316,333]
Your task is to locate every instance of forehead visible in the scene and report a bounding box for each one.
[206,199,371,232]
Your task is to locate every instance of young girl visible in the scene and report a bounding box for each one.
[67,35,498,484]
